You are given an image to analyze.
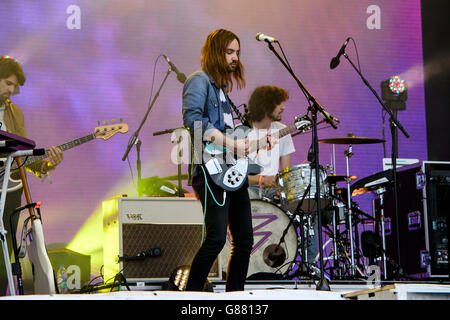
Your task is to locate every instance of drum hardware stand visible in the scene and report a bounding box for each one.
[263,40,339,291]
[343,145,357,277]
[372,187,388,280]
[295,186,316,279]
[276,184,313,279]
[327,181,341,276]
[341,51,409,276]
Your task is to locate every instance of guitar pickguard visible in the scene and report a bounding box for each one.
[222,158,248,189]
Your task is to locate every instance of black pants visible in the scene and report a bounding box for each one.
[186,172,253,292]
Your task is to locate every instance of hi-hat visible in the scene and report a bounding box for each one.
[319,136,385,144]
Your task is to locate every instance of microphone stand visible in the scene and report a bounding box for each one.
[342,52,409,277]
[292,184,313,278]
[273,184,311,278]
[153,127,187,197]
[265,42,338,291]
[136,139,142,197]
[122,68,173,196]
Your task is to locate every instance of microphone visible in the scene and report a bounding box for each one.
[255,32,278,43]
[330,37,350,69]
[163,55,187,84]
[322,110,340,124]
[117,247,162,262]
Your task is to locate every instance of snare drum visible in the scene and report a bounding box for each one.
[219,199,299,278]
[278,163,329,213]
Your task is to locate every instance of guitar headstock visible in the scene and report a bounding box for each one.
[94,119,129,140]
[294,115,312,131]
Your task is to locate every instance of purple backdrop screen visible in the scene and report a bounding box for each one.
[0,1,426,276]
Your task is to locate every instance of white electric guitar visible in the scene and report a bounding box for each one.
[203,115,311,191]
[0,120,129,193]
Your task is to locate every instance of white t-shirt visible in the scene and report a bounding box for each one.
[0,103,6,131]
[247,121,295,176]
[220,89,235,130]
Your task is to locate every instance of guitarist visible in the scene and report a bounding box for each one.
[246,86,296,202]
[182,29,278,292]
[0,56,63,295]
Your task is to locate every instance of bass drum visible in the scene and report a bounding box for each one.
[219,199,299,278]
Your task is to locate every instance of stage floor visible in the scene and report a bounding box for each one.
[1,280,450,301]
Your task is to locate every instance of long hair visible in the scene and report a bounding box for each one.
[200,29,245,92]
[247,86,289,122]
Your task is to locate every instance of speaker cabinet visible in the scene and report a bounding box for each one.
[422,161,450,278]
[102,197,221,282]
[375,161,450,279]
[374,163,427,278]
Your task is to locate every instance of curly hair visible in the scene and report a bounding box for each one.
[247,86,289,122]
[0,56,26,85]
[200,29,245,92]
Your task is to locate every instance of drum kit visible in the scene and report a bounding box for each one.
[221,134,386,281]
[157,133,387,281]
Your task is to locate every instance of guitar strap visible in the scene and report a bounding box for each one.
[227,96,251,128]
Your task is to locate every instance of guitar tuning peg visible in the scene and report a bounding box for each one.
[111,118,116,124]
[97,121,100,126]
[104,120,108,125]
[119,118,123,123]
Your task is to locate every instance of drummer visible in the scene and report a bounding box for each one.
[246,86,295,201]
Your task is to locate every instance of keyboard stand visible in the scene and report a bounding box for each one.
[0,131,37,296]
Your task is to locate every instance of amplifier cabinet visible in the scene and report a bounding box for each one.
[421,161,450,278]
[375,163,427,278]
[102,197,221,282]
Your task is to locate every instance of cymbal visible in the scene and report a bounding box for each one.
[352,187,370,196]
[319,136,385,144]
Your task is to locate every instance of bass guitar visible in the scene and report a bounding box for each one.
[1,120,128,193]
[203,115,311,191]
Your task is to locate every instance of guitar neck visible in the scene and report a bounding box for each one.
[21,133,96,164]
[249,124,297,153]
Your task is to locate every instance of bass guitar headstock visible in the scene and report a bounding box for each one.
[94,119,129,140]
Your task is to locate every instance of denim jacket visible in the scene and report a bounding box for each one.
[182,70,234,183]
